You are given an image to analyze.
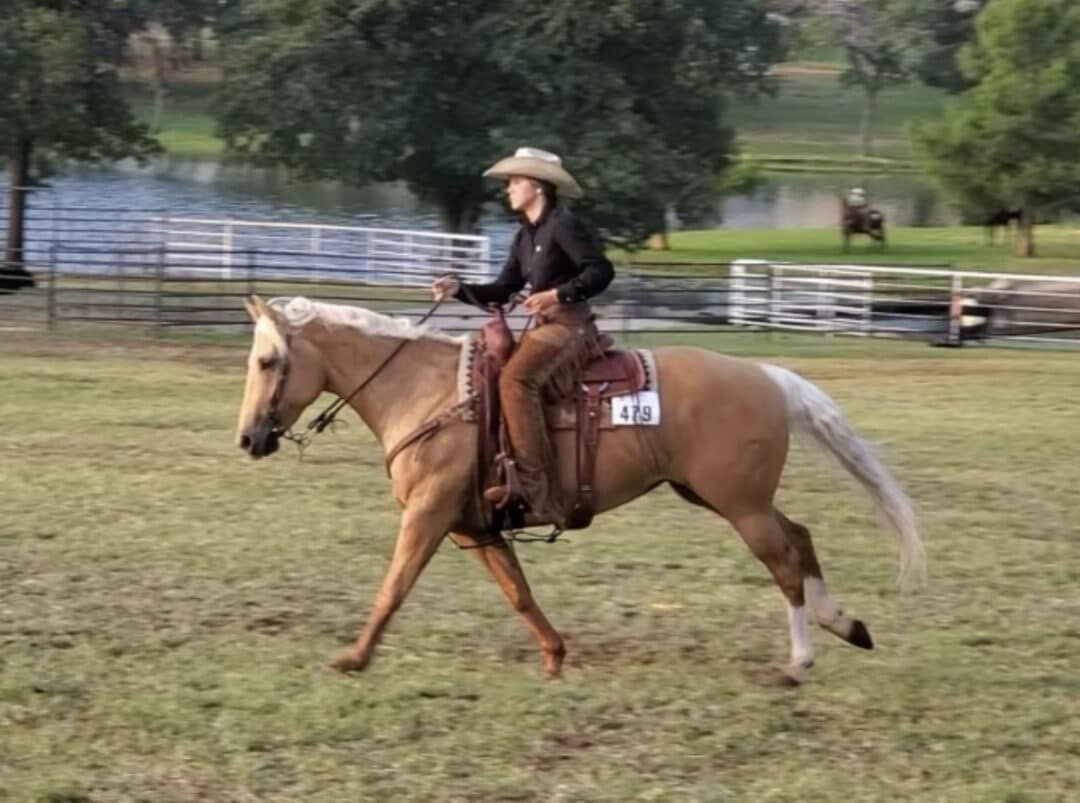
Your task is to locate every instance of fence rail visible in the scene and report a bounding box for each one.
[0,246,739,337]
[147,216,492,283]
[729,259,1080,347]
[4,212,1080,349]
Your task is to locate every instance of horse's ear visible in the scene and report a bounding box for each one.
[248,295,290,331]
[243,296,261,322]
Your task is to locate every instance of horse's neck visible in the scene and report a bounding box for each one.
[312,327,461,447]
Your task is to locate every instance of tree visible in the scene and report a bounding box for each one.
[893,0,988,93]
[216,0,782,245]
[914,0,1080,256]
[0,2,159,291]
[819,1,910,157]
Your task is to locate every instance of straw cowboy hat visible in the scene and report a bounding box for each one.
[483,147,584,199]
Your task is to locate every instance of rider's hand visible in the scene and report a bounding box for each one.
[523,289,560,314]
[432,276,461,301]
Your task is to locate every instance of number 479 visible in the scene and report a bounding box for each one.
[619,404,653,423]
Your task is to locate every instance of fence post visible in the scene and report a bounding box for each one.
[223,221,234,280]
[247,249,257,300]
[947,273,964,347]
[767,264,778,340]
[116,248,127,322]
[154,246,164,337]
[47,244,58,331]
[729,262,744,327]
[820,271,834,337]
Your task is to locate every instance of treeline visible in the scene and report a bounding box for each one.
[3,0,1079,292]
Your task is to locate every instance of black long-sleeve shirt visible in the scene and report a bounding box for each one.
[457,205,614,306]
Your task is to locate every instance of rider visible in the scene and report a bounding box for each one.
[431,147,614,528]
[846,186,868,209]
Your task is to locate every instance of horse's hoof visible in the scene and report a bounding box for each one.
[541,646,566,680]
[776,661,811,687]
[330,652,368,673]
[849,620,874,650]
[776,668,804,687]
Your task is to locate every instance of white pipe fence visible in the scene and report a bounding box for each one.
[730,259,1080,346]
[144,216,493,283]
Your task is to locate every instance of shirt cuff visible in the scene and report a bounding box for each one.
[556,283,577,304]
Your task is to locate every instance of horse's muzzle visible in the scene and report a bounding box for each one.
[238,426,280,458]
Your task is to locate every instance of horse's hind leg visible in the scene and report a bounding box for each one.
[450,532,566,679]
[671,484,813,683]
[730,508,815,685]
[775,510,873,650]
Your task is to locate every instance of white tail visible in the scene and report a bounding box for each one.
[761,364,927,593]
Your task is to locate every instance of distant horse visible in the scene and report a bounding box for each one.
[983,208,1023,246]
[234,295,925,685]
[841,200,887,252]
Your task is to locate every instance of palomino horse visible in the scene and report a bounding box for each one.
[841,201,887,252]
[235,295,925,685]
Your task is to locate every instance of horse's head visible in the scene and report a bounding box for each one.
[235,295,326,458]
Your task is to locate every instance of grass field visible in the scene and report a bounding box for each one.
[731,68,947,167]
[2,329,1079,802]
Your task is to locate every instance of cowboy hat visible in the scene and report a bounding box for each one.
[482,147,584,199]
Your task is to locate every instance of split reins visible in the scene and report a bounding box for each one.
[275,296,446,455]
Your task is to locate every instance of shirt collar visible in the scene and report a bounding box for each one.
[524,202,555,231]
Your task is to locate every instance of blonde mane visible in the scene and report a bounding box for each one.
[268,296,466,345]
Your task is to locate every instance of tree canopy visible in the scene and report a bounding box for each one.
[914,0,1080,255]
[1,1,159,289]
[216,0,783,245]
[901,0,987,94]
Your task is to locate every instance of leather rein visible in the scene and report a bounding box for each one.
[275,289,529,475]
[275,297,447,456]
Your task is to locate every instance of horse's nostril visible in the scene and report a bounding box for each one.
[240,434,253,450]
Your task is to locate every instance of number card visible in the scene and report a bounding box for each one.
[610,391,661,426]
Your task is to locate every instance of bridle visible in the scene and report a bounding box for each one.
[266,298,447,456]
[264,332,293,444]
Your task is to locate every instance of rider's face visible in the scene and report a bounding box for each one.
[506,175,543,212]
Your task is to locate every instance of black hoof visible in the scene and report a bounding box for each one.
[849,619,874,650]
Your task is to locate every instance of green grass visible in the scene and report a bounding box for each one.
[2,331,1079,801]
[626,226,1080,274]
[731,68,948,167]
[122,78,223,159]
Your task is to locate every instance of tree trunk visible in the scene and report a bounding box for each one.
[190,27,205,62]
[435,191,482,235]
[2,137,36,292]
[1015,211,1036,257]
[148,34,169,133]
[434,189,486,276]
[859,87,878,158]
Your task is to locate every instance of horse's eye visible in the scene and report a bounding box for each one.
[258,356,277,371]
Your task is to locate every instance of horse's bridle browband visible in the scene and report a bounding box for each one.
[271,297,447,455]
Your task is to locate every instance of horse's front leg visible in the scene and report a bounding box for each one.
[331,504,451,673]
[451,532,566,679]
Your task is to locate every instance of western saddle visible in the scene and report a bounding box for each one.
[464,307,653,535]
